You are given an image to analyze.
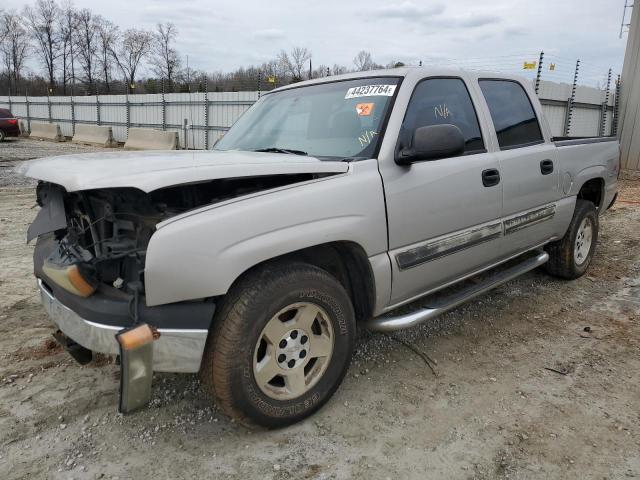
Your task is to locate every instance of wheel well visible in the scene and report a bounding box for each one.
[577,178,604,209]
[233,242,376,323]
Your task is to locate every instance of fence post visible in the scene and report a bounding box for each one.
[599,68,612,137]
[161,79,166,131]
[563,59,580,136]
[257,71,261,99]
[70,94,76,135]
[613,74,621,136]
[47,92,52,123]
[7,95,11,114]
[204,77,209,149]
[125,93,130,137]
[25,91,31,133]
[183,118,188,150]
[96,95,101,126]
[534,51,544,95]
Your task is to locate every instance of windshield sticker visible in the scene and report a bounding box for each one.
[434,104,452,119]
[345,84,396,99]
[358,130,378,147]
[356,103,375,116]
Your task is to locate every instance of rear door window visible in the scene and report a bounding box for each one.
[479,80,544,149]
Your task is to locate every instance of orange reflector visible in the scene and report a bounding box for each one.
[116,324,156,351]
[67,265,97,297]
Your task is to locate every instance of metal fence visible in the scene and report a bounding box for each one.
[0,79,615,150]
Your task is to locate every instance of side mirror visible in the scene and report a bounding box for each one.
[396,124,465,165]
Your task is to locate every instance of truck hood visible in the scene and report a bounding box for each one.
[16,150,349,192]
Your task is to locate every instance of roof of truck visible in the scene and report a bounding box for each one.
[271,67,530,93]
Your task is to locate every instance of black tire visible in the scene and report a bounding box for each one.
[545,199,598,279]
[200,261,356,428]
[0,130,5,142]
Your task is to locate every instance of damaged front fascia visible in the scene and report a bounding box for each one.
[27,183,67,243]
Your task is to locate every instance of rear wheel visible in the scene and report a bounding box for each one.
[201,262,356,428]
[545,199,598,279]
[0,130,6,142]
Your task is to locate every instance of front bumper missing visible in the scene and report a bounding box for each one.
[38,279,209,373]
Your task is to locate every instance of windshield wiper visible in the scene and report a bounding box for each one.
[253,147,308,156]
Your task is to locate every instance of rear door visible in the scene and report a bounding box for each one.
[477,79,561,256]
[379,76,504,305]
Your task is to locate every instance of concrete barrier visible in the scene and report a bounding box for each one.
[72,124,116,147]
[124,128,179,150]
[29,122,64,142]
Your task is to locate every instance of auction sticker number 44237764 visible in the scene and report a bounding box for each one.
[345,84,397,99]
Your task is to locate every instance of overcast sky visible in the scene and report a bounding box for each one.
[3,0,630,82]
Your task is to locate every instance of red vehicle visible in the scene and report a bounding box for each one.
[0,108,21,141]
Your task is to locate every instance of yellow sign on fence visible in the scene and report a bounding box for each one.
[267,76,276,84]
[549,63,556,71]
[523,61,537,70]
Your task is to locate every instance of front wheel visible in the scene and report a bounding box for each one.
[201,262,356,428]
[545,199,599,279]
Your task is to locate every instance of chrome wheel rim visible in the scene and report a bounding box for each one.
[253,302,334,400]
[574,217,593,266]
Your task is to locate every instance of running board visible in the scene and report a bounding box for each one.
[366,251,549,332]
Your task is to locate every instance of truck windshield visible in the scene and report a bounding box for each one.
[214,77,401,159]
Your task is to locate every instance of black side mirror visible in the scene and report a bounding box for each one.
[396,124,465,165]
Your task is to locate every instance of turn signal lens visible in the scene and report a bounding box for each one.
[42,262,96,297]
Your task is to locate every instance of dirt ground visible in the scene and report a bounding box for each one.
[0,138,639,480]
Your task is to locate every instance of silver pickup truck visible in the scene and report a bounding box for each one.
[18,67,619,428]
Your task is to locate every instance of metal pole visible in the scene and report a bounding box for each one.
[599,68,612,137]
[183,118,188,150]
[25,90,31,132]
[613,74,621,137]
[8,95,12,114]
[47,92,52,123]
[204,77,209,149]
[257,71,261,99]
[96,94,101,126]
[71,94,76,135]
[534,51,544,95]
[161,79,166,131]
[564,59,580,136]
[125,93,130,137]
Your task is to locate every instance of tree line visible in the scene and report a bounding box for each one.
[0,0,404,96]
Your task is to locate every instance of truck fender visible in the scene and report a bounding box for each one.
[143,161,388,307]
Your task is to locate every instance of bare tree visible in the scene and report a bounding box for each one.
[23,0,60,92]
[112,28,152,91]
[150,22,180,84]
[288,46,311,81]
[96,16,118,92]
[59,1,77,94]
[74,8,98,92]
[353,50,373,71]
[0,12,31,95]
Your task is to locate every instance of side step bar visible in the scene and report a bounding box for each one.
[366,251,549,332]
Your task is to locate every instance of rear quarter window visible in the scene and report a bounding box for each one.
[479,80,543,149]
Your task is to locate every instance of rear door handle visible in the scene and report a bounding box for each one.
[540,159,554,175]
[482,168,501,187]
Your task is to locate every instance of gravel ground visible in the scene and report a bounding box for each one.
[0,138,639,480]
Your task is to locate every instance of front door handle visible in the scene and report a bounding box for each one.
[482,168,501,187]
[540,159,554,175]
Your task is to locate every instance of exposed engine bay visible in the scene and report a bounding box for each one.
[31,173,322,301]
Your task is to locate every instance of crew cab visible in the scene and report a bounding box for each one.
[18,68,619,428]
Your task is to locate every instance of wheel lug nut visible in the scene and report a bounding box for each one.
[301,335,308,344]
[278,354,286,363]
[287,359,296,368]
[299,350,306,359]
[279,339,287,348]
[290,330,298,339]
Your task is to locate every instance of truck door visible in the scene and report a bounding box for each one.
[379,77,504,305]
[477,79,561,256]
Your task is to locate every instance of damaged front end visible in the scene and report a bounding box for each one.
[29,173,322,412]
